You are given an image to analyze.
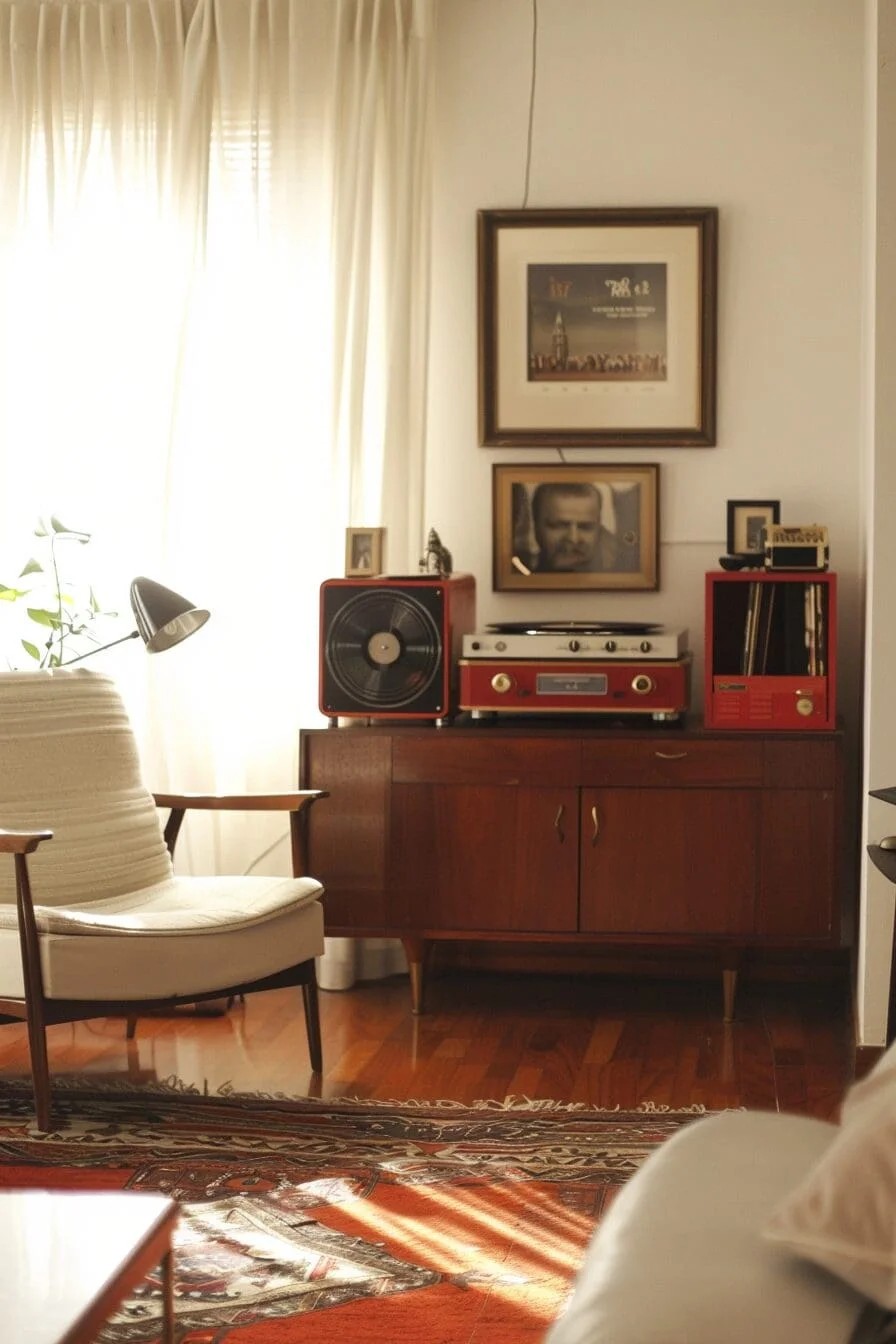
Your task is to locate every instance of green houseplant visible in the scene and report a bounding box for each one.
[0,517,117,669]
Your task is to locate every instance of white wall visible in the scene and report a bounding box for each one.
[427,0,864,719]
[425,0,876,1027]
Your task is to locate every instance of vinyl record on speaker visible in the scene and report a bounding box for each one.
[319,574,477,720]
[324,588,442,710]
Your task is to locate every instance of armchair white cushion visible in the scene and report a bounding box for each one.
[0,668,328,1131]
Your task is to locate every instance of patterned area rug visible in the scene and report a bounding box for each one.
[0,1081,705,1343]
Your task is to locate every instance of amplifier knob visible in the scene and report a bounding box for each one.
[604,639,617,652]
[496,640,507,652]
[568,639,581,652]
[631,674,654,695]
[639,640,652,653]
[796,696,814,717]
[491,672,514,694]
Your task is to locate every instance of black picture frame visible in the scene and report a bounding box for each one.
[726,500,780,556]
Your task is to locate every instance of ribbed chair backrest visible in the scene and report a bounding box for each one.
[0,669,174,907]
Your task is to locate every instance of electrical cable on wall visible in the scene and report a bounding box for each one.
[521,0,538,209]
[520,0,567,466]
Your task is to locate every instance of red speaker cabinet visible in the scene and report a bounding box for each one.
[704,570,836,730]
[319,573,476,722]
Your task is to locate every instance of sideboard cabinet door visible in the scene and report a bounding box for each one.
[579,787,759,935]
[388,784,580,932]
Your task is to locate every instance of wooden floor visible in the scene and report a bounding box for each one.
[0,968,858,1121]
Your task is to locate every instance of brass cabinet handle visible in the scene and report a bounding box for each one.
[591,804,600,845]
[654,751,688,760]
[554,804,565,843]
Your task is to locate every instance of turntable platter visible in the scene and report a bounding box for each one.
[486,619,664,636]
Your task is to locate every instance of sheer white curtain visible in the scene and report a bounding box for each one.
[0,0,434,989]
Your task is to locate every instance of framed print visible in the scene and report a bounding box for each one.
[493,463,659,592]
[726,500,780,557]
[345,527,385,576]
[478,206,718,447]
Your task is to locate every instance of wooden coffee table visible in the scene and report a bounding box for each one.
[0,1190,178,1343]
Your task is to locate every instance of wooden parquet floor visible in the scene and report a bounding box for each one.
[0,969,856,1120]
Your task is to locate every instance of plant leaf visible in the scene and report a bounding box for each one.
[50,516,90,542]
[26,608,61,628]
[0,585,27,601]
[21,640,41,661]
[18,559,43,577]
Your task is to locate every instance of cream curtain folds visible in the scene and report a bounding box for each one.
[0,0,434,991]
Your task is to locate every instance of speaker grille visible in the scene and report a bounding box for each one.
[322,584,447,714]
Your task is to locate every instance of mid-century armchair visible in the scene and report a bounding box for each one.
[0,668,328,1132]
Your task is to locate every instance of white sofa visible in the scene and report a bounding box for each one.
[546,1043,896,1344]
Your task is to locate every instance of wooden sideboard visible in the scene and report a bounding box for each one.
[298,722,846,1016]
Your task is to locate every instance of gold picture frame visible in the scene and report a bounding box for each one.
[493,463,659,592]
[345,527,385,577]
[478,206,718,447]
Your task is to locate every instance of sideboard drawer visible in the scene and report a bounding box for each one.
[580,738,764,787]
[392,734,580,786]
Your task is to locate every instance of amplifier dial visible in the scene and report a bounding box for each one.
[631,673,655,695]
[639,640,652,653]
[491,672,514,695]
[604,639,617,652]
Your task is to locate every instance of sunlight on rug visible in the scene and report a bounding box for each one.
[0,1083,707,1343]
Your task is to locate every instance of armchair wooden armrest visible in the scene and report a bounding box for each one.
[152,791,329,871]
[153,791,328,812]
[0,828,53,855]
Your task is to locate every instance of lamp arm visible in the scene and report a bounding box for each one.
[60,629,141,665]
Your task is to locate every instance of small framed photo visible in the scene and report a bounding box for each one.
[493,463,659,592]
[726,500,780,557]
[345,527,384,577]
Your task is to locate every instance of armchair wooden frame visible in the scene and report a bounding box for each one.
[0,789,328,1133]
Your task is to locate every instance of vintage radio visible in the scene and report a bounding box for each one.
[319,574,476,723]
[764,524,829,571]
[459,655,691,721]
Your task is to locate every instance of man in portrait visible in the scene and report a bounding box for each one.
[529,481,640,574]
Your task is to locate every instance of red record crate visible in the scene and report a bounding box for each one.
[704,570,836,730]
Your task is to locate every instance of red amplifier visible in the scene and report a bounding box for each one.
[459,657,691,721]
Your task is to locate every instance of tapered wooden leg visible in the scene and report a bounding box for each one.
[126,1017,137,1039]
[160,1247,175,1344]
[302,967,323,1073]
[25,1003,52,1133]
[722,968,738,1023]
[402,937,427,1015]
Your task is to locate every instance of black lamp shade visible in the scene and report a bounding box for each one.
[129,577,210,654]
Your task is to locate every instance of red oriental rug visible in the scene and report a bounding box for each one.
[0,1082,704,1343]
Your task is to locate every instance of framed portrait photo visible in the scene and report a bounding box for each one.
[345,526,385,577]
[726,500,780,557]
[478,206,718,448]
[493,462,659,593]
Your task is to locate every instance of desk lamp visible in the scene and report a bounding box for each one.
[63,577,210,664]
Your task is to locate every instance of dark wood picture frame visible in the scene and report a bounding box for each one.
[726,500,780,557]
[478,206,718,448]
[493,462,660,592]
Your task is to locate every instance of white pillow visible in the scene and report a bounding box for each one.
[765,1088,896,1308]
[547,1110,869,1344]
[840,1039,896,1129]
